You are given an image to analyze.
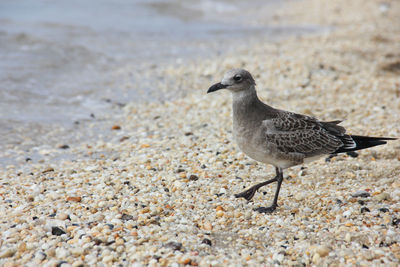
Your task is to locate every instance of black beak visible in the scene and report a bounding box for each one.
[207,82,228,93]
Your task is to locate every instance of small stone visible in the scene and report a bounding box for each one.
[298,169,307,176]
[201,238,212,246]
[352,191,370,198]
[56,260,68,267]
[298,231,307,240]
[121,213,134,221]
[216,206,224,212]
[111,125,121,130]
[115,238,124,246]
[72,261,85,267]
[345,233,351,242]
[379,207,389,213]
[189,175,199,181]
[66,196,82,202]
[55,248,69,259]
[18,242,27,252]
[57,213,70,220]
[105,223,114,230]
[375,192,390,201]
[343,210,352,217]
[42,167,54,174]
[312,253,321,264]
[35,251,47,261]
[103,255,114,263]
[360,207,370,213]
[315,245,330,257]
[303,207,313,214]
[0,248,17,259]
[294,192,306,201]
[165,241,182,251]
[179,258,191,265]
[120,136,130,142]
[203,222,212,231]
[216,210,224,217]
[71,248,84,256]
[52,226,66,236]
[58,144,70,149]
[174,180,183,189]
[47,248,56,257]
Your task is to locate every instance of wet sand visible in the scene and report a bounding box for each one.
[1,0,400,266]
[0,0,320,167]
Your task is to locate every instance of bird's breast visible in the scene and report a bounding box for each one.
[233,123,297,169]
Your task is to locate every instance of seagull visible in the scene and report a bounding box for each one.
[207,68,396,213]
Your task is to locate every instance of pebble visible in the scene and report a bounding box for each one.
[35,251,47,262]
[57,213,70,220]
[72,261,85,267]
[0,1,399,266]
[55,248,69,259]
[0,249,16,259]
[312,253,321,264]
[375,192,390,201]
[345,233,352,242]
[52,227,66,236]
[102,255,114,263]
[303,207,313,214]
[343,210,352,217]
[189,175,199,181]
[352,191,371,198]
[66,196,82,202]
[315,245,330,257]
[201,239,212,246]
[294,192,306,201]
[203,222,213,231]
[164,242,183,251]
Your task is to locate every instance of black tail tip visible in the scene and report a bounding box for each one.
[335,135,397,154]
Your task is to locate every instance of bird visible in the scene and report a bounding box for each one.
[207,68,396,213]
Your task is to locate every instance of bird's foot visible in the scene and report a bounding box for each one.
[234,187,258,201]
[254,205,277,213]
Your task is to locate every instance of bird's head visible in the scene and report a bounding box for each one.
[207,68,256,94]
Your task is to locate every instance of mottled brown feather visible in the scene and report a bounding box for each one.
[264,111,344,157]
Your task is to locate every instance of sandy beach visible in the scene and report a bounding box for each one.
[1,0,400,266]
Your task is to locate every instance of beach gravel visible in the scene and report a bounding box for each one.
[1,0,400,266]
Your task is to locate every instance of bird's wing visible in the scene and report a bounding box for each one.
[263,111,346,156]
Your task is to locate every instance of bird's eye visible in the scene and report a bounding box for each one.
[233,75,242,82]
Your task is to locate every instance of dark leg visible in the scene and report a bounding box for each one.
[254,168,284,213]
[234,167,279,201]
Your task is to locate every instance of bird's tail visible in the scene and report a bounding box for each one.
[334,135,397,154]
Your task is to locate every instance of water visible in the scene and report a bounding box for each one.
[0,0,323,166]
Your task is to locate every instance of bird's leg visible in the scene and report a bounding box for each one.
[254,168,284,213]
[234,167,280,201]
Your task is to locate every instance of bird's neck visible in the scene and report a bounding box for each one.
[231,85,258,103]
[232,86,275,126]
[232,86,264,114]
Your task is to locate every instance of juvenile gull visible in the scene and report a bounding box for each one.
[207,68,396,213]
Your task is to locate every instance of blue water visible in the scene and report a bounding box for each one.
[0,0,324,165]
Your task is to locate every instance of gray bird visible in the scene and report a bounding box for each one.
[207,68,396,213]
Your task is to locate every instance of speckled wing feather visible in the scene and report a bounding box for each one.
[263,111,349,157]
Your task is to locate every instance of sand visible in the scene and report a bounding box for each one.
[1,0,400,266]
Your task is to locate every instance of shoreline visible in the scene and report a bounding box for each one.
[0,0,325,168]
[1,0,400,266]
